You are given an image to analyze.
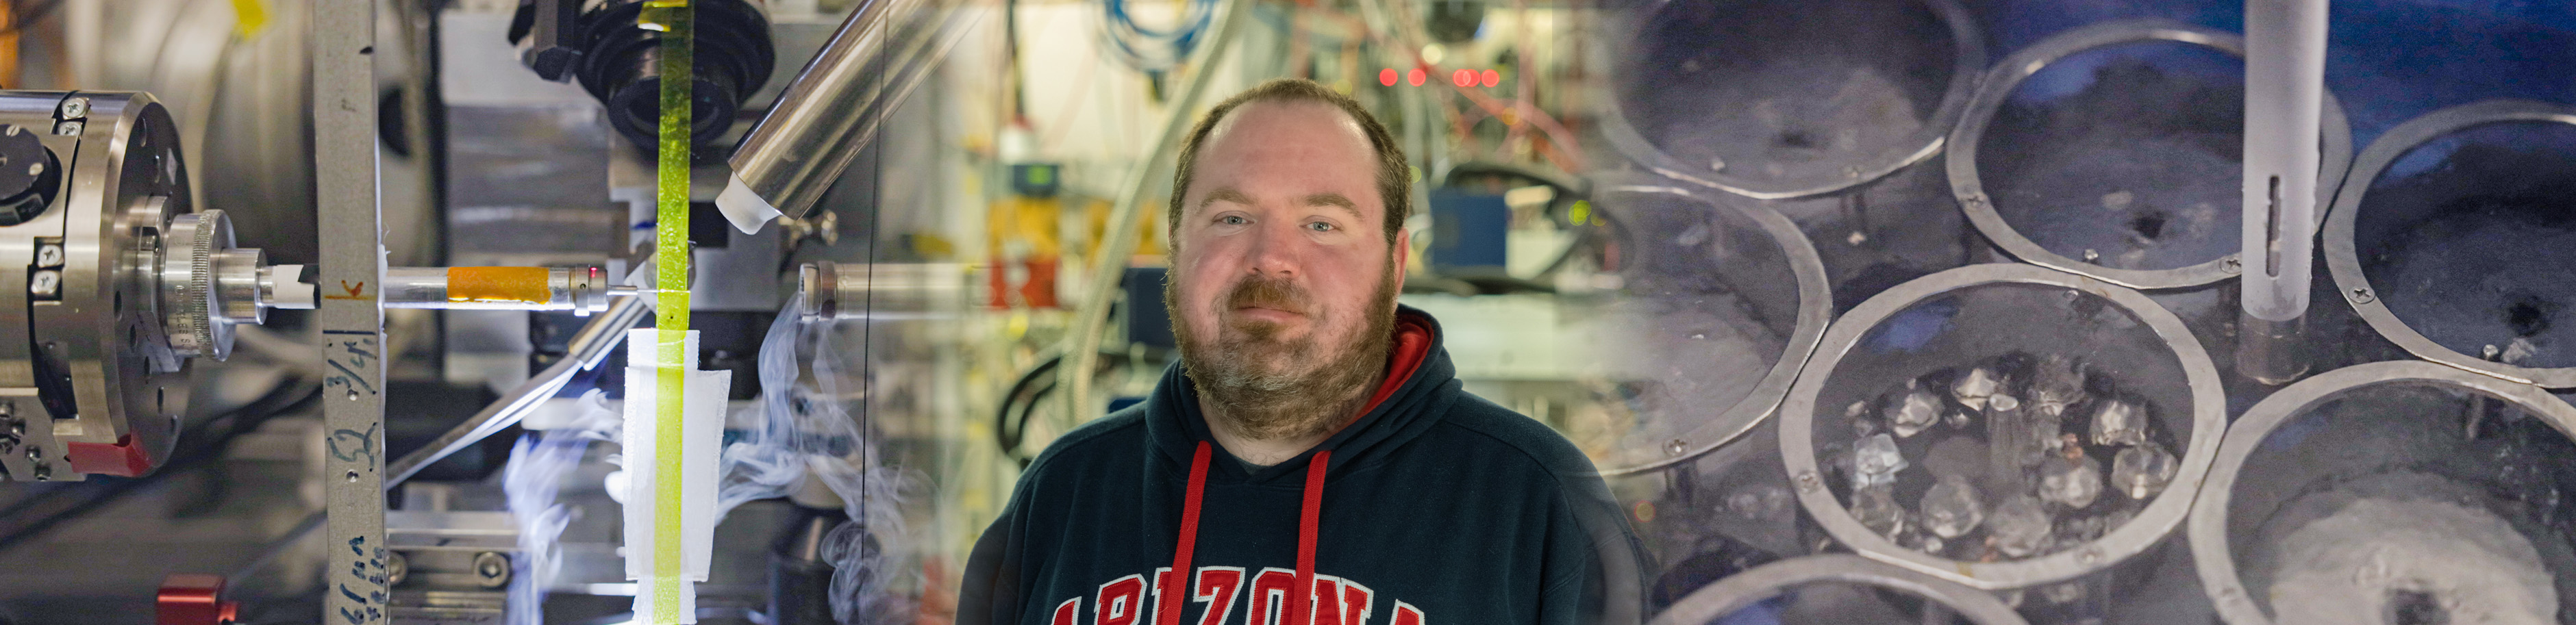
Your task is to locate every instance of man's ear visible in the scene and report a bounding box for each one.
[1389,227,1411,292]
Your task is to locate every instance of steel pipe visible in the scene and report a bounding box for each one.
[714,0,976,231]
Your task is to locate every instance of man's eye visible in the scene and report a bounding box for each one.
[1220,215,1247,225]
[1308,222,1334,232]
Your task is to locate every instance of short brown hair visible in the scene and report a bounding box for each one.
[1167,78,1412,250]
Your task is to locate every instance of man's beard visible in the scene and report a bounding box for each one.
[1168,259,1399,442]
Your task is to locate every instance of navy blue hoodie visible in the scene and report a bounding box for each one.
[960,307,1642,625]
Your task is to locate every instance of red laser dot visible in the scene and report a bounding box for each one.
[1379,68,1397,86]
[1452,68,1475,86]
[1481,69,1500,88]
[1406,68,1425,86]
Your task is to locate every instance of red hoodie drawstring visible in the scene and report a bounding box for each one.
[1157,443,1331,625]
[1290,450,1329,625]
[1157,442,1214,625]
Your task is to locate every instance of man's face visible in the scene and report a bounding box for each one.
[1168,101,1409,432]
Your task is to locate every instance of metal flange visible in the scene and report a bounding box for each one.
[1946,20,2355,290]
[1777,263,2227,589]
[2321,99,2576,388]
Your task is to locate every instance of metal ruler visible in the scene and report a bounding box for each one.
[314,0,389,622]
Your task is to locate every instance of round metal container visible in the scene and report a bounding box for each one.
[1649,554,2029,625]
[1599,0,1984,200]
[1948,21,2355,290]
[2188,361,2576,624]
[1568,183,1833,475]
[1779,264,2226,589]
[2323,99,2576,388]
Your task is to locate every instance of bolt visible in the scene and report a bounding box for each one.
[345,470,360,483]
[52,121,80,136]
[1795,470,1820,492]
[57,97,87,120]
[1664,439,1688,456]
[385,551,410,587]
[473,552,511,588]
[2223,255,2243,274]
[1842,166,1862,178]
[2350,288,2375,304]
[25,446,38,459]
[36,244,62,268]
[2082,249,2100,263]
[29,270,59,297]
[2078,547,2102,564]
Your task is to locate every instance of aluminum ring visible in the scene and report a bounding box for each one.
[1597,0,1984,201]
[2186,360,2576,624]
[1649,554,2029,625]
[1947,20,2355,290]
[1778,263,2227,589]
[1592,183,1832,476]
[2321,99,2576,388]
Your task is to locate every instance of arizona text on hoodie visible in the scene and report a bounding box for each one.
[960,306,1644,625]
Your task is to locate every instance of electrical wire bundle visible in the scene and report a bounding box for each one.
[1099,0,1218,72]
[0,377,323,555]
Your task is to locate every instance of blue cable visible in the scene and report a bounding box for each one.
[1100,0,1218,71]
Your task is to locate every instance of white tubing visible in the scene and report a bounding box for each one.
[620,329,733,624]
[2240,0,2329,321]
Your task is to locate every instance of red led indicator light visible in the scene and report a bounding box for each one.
[1379,68,1398,86]
[1451,68,1475,86]
[1480,69,1500,88]
[1406,68,1426,86]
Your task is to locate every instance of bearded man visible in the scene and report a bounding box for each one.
[960,78,1639,625]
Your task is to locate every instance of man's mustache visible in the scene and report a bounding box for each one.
[1225,275,1310,316]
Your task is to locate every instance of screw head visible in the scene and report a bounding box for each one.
[52,121,80,136]
[36,244,62,268]
[473,552,511,587]
[2222,255,2242,274]
[27,270,58,297]
[2350,288,2376,304]
[2078,547,2102,564]
[1795,470,1821,492]
[1665,438,1688,456]
[57,97,87,120]
[385,551,410,587]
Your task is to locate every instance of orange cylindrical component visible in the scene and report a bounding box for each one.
[447,266,553,304]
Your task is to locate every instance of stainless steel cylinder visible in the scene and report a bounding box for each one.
[1598,0,1983,201]
[2323,99,2576,388]
[2189,361,2576,624]
[720,0,973,225]
[1947,21,2355,290]
[795,261,968,320]
[1778,264,2227,589]
[381,266,620,314]
[1650,554,2028,625]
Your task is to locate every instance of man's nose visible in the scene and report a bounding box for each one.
[1242,218,1304,277]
